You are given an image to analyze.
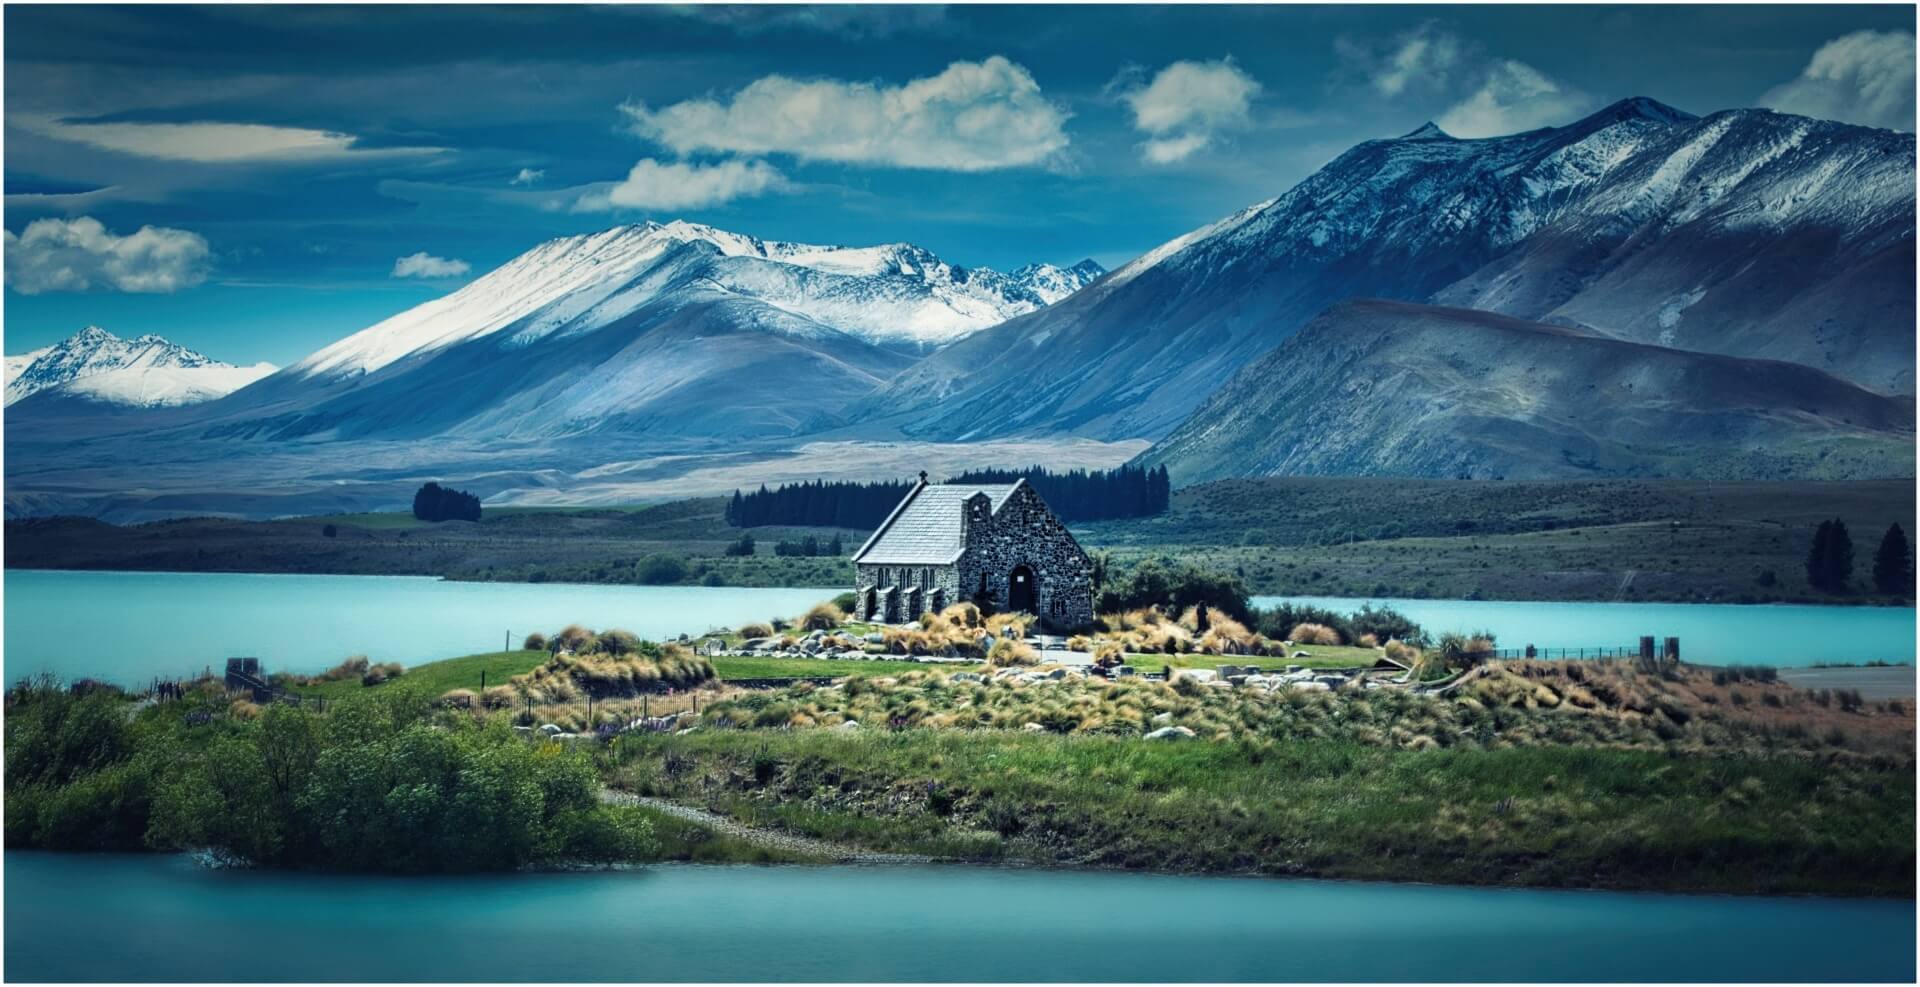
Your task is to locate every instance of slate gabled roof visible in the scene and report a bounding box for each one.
[851,481,1021,565]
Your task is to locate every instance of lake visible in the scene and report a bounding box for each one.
[5,852,1912,983]
[2,570,1912,686]
[1254,594,1916,666]
[3,570,833,684]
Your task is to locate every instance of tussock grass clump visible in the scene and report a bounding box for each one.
[522,632,547,651]
[439,688,477,709]
[228,699,263,721]
[481,685,519,710]
[512,643,715,702]
[360,661,405,686]
[1289,623,1342,646]
[801,602,845,631]
[986,639,1039,668]
[737,622,775,639]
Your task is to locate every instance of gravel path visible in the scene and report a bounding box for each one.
[599,790,936,865]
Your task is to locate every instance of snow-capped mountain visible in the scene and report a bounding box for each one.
[4,327,275,408]
[293,222,1101,381]
[185,222,1100,443]
[862,98,1915,442]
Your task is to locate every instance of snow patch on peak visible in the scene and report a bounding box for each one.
[293,223,1106,377]
[5,327,273,407]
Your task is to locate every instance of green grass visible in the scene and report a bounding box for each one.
[608,728,1915,896]
[289,647,969,701]
[291,649,548,700]
[629,805,824,864]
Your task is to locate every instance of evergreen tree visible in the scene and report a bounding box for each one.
[1872,523,1913,596]
[1807,519,1856,592]
[1806,520,1833,590]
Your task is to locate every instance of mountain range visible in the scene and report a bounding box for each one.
[5,327,275,409]
[4,97,1913,518]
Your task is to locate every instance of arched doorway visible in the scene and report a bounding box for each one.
[1007,565,1037,614]
[863,588,877,620]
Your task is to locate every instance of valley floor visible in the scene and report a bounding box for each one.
[8,477,1913,606]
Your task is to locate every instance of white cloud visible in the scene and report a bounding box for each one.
[14,116,441,164]
[391,252,472,279]
[1436,60,1589,138]
[620,56,1070,171]
[1140,134,1212,165]
[1338,24,1465,97]
[1117,58,1260,164]
[3,216,210,294]
[572,158,786,212]
[1761,30,1915,132]
[509,168,546,186]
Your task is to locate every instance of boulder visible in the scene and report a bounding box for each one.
[1217,665,1243,678]
[835,719,861,730]
[1172,668,1218,683]
[1152,711,1174,725]
[1116,665,1137,677]
[745,637,777,650]
[1144,725,1196,740]
[1022,722,1047,732]
[538,723,564,736]
[951,672,984,683]
[864,633,885,645]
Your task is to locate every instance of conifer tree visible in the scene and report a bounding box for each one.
[1872,523,1913,596]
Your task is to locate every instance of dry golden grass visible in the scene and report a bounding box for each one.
[1289,622,1342,646]
[801,602,845,631]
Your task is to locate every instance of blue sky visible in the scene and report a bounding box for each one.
[5,4,1914,366]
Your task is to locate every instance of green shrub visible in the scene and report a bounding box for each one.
[635,554,688,585]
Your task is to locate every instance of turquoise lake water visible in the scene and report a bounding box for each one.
[5,852,1912,982]
[1,570,1911,685]
[1254,594,1916,666]
[3,570,833,684]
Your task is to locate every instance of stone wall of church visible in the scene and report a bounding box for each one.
[958,486,1095,628]
[853,561,959,623]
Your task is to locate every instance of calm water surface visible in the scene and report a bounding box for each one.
[3,570,833,684]
[6,853,1914,983]
[1256,594,1916,666]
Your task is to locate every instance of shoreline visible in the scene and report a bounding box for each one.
[7,562,1917,610]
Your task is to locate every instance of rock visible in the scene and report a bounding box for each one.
[1315,675,1347,687]
[951,672,984,683]
[1286,664,1303,673]
[836,720,861,730]
[1046,668,1070,680]
[1152,711,1174,724]
[1022,722,1047,732]
[1144,725,1196,740]
[745,637,776,650]
[1116,665,1136,677]
[1292,650,1312,659]
[1226,674,1249,687]
[1217,665,1243,678]
[1172,668,1218,683]
[1294,680,1331,692]
[538,723,563,735]
[864,633,885,645]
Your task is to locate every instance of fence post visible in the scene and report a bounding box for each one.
[1664,637,1680,666]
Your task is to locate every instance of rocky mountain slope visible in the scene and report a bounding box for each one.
[5,327,274,408]
[859,98,1914,443]
[1135,300,1915,484]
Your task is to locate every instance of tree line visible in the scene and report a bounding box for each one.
[724,464,1171,529]
[1806,519,1912,596]
[412,482,482,522]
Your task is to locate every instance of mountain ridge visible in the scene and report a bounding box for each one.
[5,327,275,409]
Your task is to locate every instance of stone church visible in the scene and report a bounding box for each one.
[851,473,1095,628]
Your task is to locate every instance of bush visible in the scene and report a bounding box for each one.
[724,533,755,557]
[987,638,1039,667]
[1095,559,1252,625]
[737,622,775,639]
[360,662,404,687]
[522,633,547,651]
[635,554,689,585]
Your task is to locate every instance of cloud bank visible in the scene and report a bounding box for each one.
[15,117,440,164]
[1761,30,1915,132]
[620,56,1069,171]
[4,216,210,294]
[391,252,472,278]
[1121,58,1262,164]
